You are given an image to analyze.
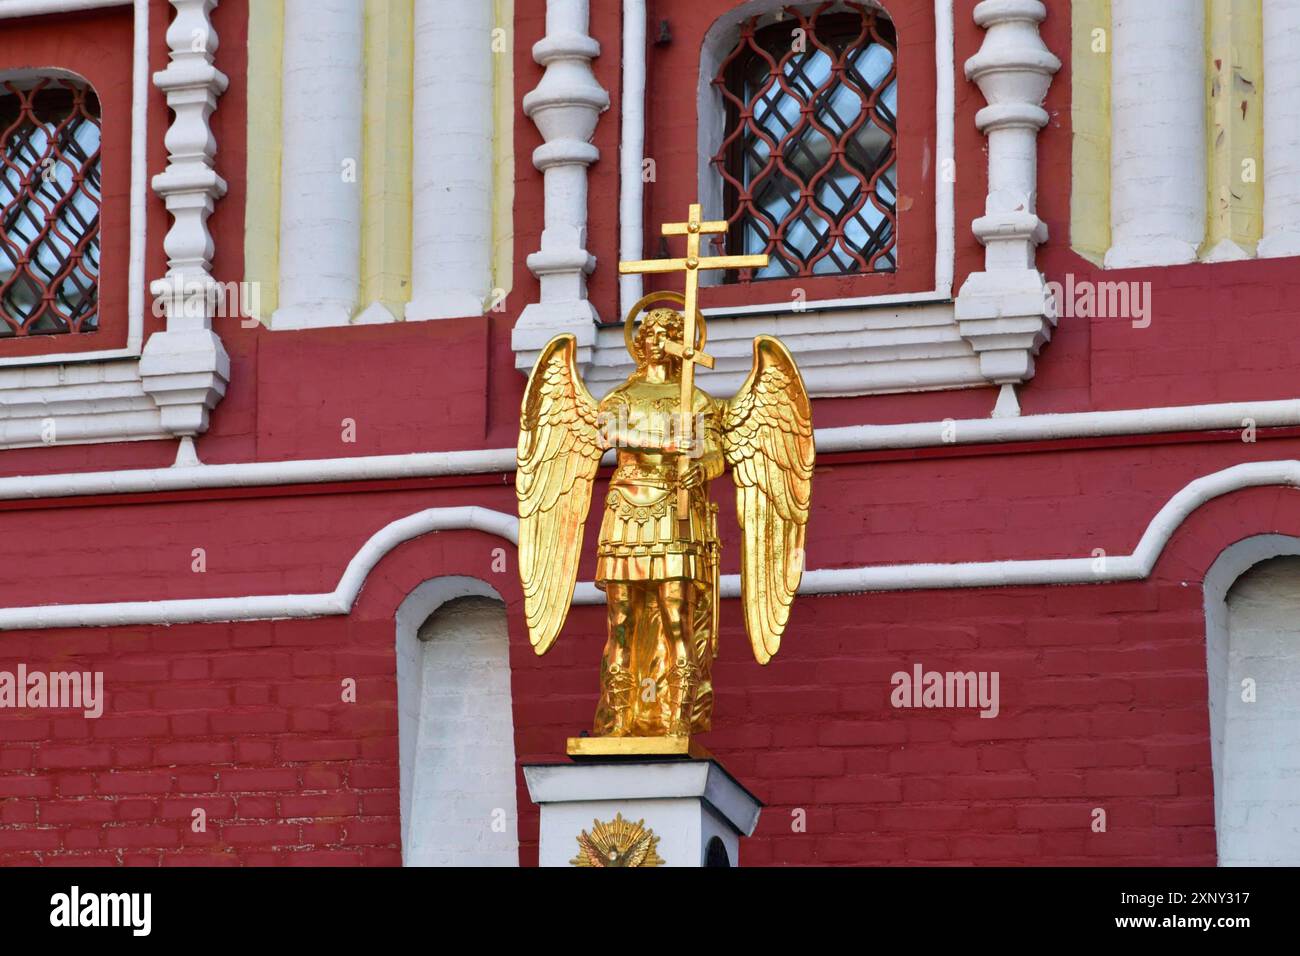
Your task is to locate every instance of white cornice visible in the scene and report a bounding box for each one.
[2,462,1297,630]
[0,396,1295,502]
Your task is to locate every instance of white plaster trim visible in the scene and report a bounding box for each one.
[1259,0,1300,259]
[406,0,494,322]
[0,359,167,448]
[4,461,1300,630]
[0,0,130,17]
[1104,0,1205,268]
[578,300,987,398]
[0,0,148,368]
[270,0,364,330]
[0,506,518,630]
[617,0,646,323]
[0,396,1296,502]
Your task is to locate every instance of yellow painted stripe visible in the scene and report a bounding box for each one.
[1070,0,1111,266]
[491,0,515,309]
[244,0,284,323]
[1202,0,1263,259]
[360,0,414,319]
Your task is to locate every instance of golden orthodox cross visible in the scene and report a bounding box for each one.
[619,202,769,516]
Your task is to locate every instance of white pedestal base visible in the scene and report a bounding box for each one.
[524,759,762,867]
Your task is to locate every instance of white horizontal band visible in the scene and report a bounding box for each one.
[2,461,1294,630]
[1,397,1292,503]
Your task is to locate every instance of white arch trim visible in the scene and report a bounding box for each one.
[2,461,1299,631]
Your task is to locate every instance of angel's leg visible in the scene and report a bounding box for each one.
[593,582,636,736]
[655,579,695,736]
[688,579,715,733]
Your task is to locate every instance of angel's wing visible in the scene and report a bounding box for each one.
[517,334,603,655]
[723,335,815,664]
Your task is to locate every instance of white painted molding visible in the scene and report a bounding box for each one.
[1104,0,1205,268]
[0,445,519,501]
[572,300,988,399]
[1259,0,1300,259]
[513,0,610,367]
[406,0,494,322]
[954,0,1060,385]
[5,461,1300,630]
[0,396,1297,502]
[270,0,364,330]
[0,361,166,449]
[141,0,231,438]
[617,0,646,324]
[0,0,130,16]
[0,506,518,630]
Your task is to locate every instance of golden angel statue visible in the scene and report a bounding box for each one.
[516,204,814,745]
[517,310,814,739]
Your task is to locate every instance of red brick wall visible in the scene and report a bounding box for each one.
[2,0,1297,867]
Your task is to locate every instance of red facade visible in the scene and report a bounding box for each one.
[0,0,1295,866]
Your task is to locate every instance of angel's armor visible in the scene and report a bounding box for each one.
[593,379,724,736]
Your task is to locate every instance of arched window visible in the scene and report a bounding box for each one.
[0,75,101,337]
[712,2,897,281]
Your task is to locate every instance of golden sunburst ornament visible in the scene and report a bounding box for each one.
[570,813,665,867]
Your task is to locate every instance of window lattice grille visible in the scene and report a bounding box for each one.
[0,78,102,338]
[713,3,897,281]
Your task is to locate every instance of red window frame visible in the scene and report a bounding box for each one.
[715,7,899,280]
[642,0,938,314]
[0,6,133,359]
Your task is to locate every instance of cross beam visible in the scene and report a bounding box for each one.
[619,203,768,516]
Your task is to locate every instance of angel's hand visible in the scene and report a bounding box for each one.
[680,463,705,489]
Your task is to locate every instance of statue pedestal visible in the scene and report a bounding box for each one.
[523,757,762,867]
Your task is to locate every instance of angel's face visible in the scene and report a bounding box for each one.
[639,312,683,366]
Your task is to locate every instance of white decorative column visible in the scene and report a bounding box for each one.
[1259,0,1300,258]
[141,0,230,437]
[406,0,495,321]
[525,760,762,867]
[1104,0,1205,268]
[513,0,610,371]
[955,0,1060,387]
[618,0,647,323]
[271,0,364,330]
